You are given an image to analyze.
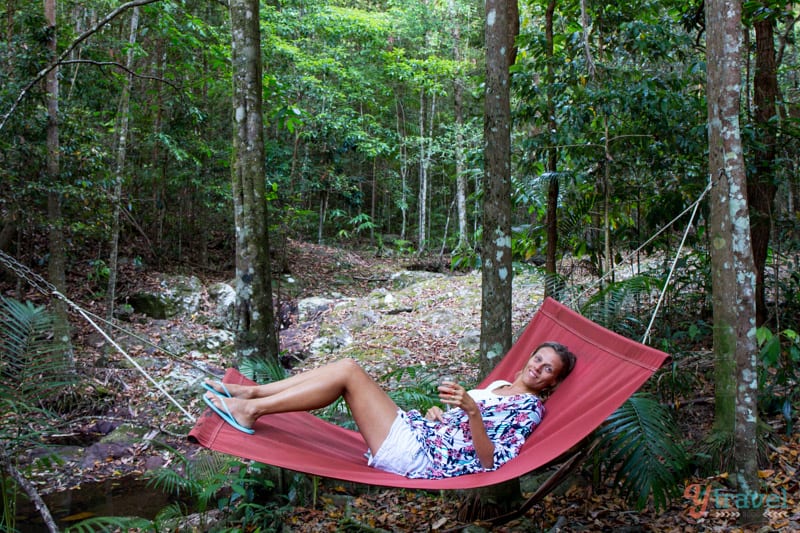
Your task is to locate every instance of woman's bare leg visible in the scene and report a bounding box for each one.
[206,364,337,399]
[204,359,399,452]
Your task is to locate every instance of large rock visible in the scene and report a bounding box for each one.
[126,274,203,319]
[207,281,236,329]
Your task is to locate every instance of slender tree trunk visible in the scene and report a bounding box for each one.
[449,0,469,252]
[706,0,762,526]
[461,0,521,521]
[229,0,279,364]
[106,6,139,321]
[749,13,779,326]
[44,0,73,369]
[418,91,428,252]
[318,189,328,245]
[396,100,409,241]
[480,0,514,375]
[544,0,560,297]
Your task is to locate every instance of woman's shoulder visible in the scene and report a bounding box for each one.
[483,380,513,391]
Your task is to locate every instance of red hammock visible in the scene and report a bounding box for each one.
[188,297,669,490]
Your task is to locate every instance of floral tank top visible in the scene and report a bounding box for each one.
[402,381,545,479]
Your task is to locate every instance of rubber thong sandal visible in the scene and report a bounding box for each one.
[202,394,255,435]
[202,380,232,398]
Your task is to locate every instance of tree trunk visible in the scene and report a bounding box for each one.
[106,6,140,321]
[450,0,469,252]
[480,0,514,375]
[465,0,521,522]
[229,0,279,364]
[749,13,779,326]
[418,91,428,252]
[544,0,560,298]
[396,100,409,241]
[44,0,73,369]
[705,0,762,526]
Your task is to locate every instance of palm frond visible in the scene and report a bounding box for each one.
[0,296,76,403]
[595,393,688,511]
[65,515,153,533]
[580,274,663,338]
[239,355,288,384]
[146,466,199,498]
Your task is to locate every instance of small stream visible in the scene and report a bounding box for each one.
[15,475,176,532]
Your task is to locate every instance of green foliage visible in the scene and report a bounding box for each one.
[577,274,664,340]
[65,516,153,533]
[239,355,289,385]
[335,212,377,241]
[380,364,444,413]
[0,297,76,419]
[0,297,78,531]
[595,393,689,511]
[756,326,800,435]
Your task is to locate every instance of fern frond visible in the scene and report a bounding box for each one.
[0,296,76,402]
[146,467,200,499]
[65,515,152,533]
[596,393,688,511]
[240,356,288,384]
[580,274,662,337]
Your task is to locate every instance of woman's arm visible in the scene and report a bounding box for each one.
[462,398,495,468]
[441,382,495,468]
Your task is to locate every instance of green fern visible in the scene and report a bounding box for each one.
[239,355,288,384]
[579,273,663,338]
[145,450,232,513]
[595,393,688,511]
[0,296,76,409]
[65,515,153,533]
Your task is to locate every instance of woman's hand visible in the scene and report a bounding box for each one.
[439,381,479,415]
[440,381,494,468]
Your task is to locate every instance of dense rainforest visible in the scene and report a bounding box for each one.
[1,0,799,531]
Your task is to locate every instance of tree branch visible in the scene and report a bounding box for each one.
[0,0,163,132]
[1,450,59,532]
[60,59,182,91]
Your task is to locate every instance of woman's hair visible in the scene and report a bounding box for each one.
[534,341,577,383]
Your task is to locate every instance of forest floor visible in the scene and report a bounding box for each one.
[9,239,799,532]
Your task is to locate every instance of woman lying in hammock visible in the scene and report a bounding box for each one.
[202,341,576,479]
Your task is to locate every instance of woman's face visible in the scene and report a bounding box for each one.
[520,346,565,393]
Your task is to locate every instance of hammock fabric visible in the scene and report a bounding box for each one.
[188,297,669,490]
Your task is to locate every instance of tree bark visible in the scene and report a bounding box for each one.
[465,0,520,522]
[544,0,560,298]
[705,0,762,526]
[44,0,73,370]
[450,0,469,253]
[417,91,428,252]
[229,0,279,364]
[106,6,140,321]
[749,12,779,326]
[480,0,514,375]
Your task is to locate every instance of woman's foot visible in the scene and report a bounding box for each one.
[204,392,259,430]
[203,379,255,399]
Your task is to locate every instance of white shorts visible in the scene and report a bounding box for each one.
[367,411,433,477]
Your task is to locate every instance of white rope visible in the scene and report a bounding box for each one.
[55,290,196,422]
[565,179,713,343]
[0,249,197,422]
[641,179,710,344]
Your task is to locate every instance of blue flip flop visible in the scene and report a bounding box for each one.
[202,380,232,398]
[202,394,254,435]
